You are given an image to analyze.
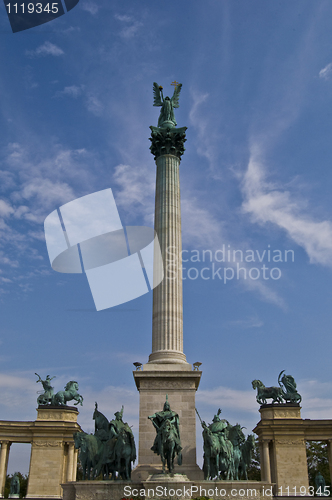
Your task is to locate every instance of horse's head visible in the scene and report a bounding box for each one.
[65,381,78,391]
[252,379,263,390]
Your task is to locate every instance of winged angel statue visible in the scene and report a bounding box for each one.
[153,82,182,128]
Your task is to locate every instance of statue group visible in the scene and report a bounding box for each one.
[73,403,136,480]
[252,371,302,405]
[35,373,83,406]
[197,409,255,481]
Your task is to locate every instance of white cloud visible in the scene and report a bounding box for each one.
[226,315,263,329]
[85,94,103,116]
[241,146,332,268]
[114,14,143,39]
[26,42,64,57]
[319,62,332,80]
[0,199,14,218]
[112,163,155,224]
[189,90,218,173]
[81,1,99,15]
[55,85,84,99]
[18,179,76,209]
[181,197,223,248]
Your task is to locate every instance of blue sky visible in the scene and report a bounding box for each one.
[1,0,332,474]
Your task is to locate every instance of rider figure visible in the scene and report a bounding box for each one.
[148,395,182,458]
[109,406,126,438]
[107,406,136,465]
[35,373,55,404]
[209,409,228,436]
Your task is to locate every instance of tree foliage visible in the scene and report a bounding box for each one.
[246,437,261,481]
[306,441,331,488]
[4,473,28,499]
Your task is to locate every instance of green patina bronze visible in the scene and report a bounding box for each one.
[153,82,182,128]
[35,373,55,405]
[35,374,83,406]
[196,408,255,481]
[150,82,187,160]
[148,394,182,474]
[74,403,136,480]
[252,371,302,405]
[9,473,20,497]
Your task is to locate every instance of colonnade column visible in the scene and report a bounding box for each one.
[67,442,75,482]
[0,441,11,498]
[261,439,271,482]
[72,448,78,481]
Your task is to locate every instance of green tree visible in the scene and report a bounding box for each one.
[4,472,28,498]
[306,441,331,489]
[246,437,261,481]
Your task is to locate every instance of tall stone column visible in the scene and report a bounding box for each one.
[148,126,188,365]
[0,441,11,498]
[133,123,202,481]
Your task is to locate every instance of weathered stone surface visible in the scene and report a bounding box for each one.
[254,404,309,492]
[132,370,202,481]
[0,407,80,499]
[62,480,274,500]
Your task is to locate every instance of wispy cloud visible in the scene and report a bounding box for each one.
[189,90,217,171]
[54,85,84,99]
[26,42,64,57]
[112,163,155,225]
[319,62,332,80]
[114,13,143,39]
[81,1,99,15]
[0,142,98,289]
[241,145,332,268]
[226,315,263,329]
[85,93,103,116]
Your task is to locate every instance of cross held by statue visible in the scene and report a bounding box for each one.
[171,80,180,87]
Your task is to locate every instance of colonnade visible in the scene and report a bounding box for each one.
[255,404,332,494]
[0,406,81,499]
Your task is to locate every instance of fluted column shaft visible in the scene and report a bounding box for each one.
[0,441,10,498]
[149,154,186,364]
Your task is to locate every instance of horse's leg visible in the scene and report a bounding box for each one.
[160,443,165,474]
[215,452,219,480]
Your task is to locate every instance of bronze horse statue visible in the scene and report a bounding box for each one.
[52,381,83,406]
[158,420,182,474]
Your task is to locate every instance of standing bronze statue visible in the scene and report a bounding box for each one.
[148,395,182,474]
[9,473,20,497]
[153,82,182,128]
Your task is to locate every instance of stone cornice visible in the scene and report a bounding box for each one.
[149,125,187,160]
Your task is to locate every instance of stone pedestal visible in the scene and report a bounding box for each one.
[132,367,203,481]
[26,406,80,499]
[62,480,274,500]
[253,404,309,495]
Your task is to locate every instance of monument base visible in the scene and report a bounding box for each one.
[62,480,275,500]
[132,367,203,481]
